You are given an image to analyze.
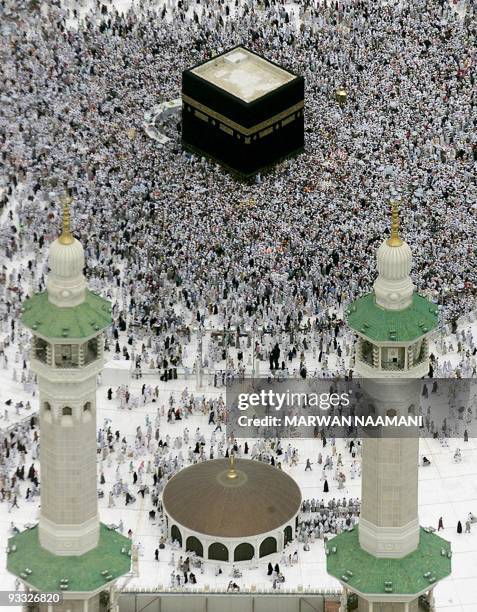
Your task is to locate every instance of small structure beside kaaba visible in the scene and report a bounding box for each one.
[182,46,304,178]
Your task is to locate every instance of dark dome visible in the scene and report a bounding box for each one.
[163,458,301,538]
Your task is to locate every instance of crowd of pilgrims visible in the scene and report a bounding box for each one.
[1,394,363,589]
[1,385,470,589]
[0,0,476,385]
[1,0,477,591]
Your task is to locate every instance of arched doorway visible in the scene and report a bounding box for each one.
[284,525,293,546]
[186,536,203,557]
[234,542,254,562]
[259,537,277,558]
[208,542,229,562]
[171,525,182,547]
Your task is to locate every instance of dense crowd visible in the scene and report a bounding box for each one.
[0,0,476,382]
[0,0,476,593]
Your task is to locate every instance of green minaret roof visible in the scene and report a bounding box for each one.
[21,290,112,339]
[7,524,131,593]
[346,292,438,342]
[327,527,451,596]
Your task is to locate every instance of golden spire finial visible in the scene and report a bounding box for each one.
[58,193,74,245]
[227,453,237,479]
[387,199,403,247]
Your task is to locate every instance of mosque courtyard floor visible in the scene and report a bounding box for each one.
[0,366,476,611]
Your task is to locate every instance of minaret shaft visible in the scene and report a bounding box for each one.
[37,372,100,555]
[359,436,419,557]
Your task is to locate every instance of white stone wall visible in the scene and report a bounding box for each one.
[118,594,328,612]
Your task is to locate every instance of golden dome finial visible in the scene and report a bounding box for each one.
[58,193,74,245]
[387,199,403,247]
[227,453,237,480]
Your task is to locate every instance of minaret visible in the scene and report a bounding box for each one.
[35,194,102,555]
[357,202,423,560]
[8,195,130,611]
[327,203,451,612]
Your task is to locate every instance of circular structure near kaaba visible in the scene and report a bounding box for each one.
[163,457,301,563]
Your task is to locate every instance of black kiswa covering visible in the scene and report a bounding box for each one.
[182,46,305,178]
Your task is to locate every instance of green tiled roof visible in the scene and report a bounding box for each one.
[7,523,131,593]
[346,292,438,342]
[326,527,451,595]
[21,290,112,339]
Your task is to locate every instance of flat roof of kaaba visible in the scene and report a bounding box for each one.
[190,47,295,103]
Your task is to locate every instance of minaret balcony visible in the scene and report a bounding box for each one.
[355,355,429,379]
[31,355,104,383]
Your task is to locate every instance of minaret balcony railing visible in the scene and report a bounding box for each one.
[31,355,104,382]
[356,355,429,378]
[381,360,405,371]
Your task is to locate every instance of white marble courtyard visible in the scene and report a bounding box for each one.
[0,356,476,611]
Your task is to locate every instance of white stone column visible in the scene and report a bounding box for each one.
[38,368,101,555]
[339,587,348,612]
[110,584,119,612]
[358,379,420,558]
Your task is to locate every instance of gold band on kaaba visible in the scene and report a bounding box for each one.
[182,94,304,137]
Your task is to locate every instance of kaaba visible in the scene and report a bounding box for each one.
[182,46,304,178]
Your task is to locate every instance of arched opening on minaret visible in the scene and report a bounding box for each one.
[360,339,374,366]
[83,401,92,422]
[61,406,73,426]
[34,337,49,363]
[84,337,99,365]
[43,401,52,422]
[381,346,405,371]
[54,344,79,368]
[415,338,427,364]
